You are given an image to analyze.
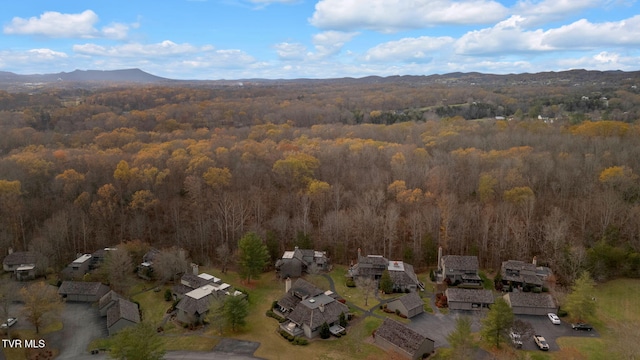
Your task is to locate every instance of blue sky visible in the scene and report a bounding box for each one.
[1,0,639,79]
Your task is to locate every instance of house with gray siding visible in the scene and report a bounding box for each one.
[386,292,424,318]
[58,281,109,302]
[445,288,494,310]
[107,299,140,335]
[503,292,557,315]
[439,255,482,287]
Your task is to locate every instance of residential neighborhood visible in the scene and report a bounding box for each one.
[0,241,609,360]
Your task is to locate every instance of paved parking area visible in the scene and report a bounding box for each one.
[515,314,599,351]
[51,302,107,360]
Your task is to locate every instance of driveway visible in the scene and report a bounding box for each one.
[408,309,484,348]
[51,302,107,360]
[516,314,599,351]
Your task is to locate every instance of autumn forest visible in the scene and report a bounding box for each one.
[2,71,640,285]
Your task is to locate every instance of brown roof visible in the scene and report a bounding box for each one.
[504,292,556,308]
[376,318,433,356]
[445,288,495,304]
[58,281,109,297]
[501,260,543,286]
[441,255,479,271]
[388,262,421,287]
[107,299,140,328]
[391,292,424,312]
[3,251,36,266]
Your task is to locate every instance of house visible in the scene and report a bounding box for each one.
[98,290,123,316]
[438,253,481,287]
[172,270,221,300]
[445,288,494,310]
[107,299,141,335]
[277,278,348,339]
[3,251,37,280]
[58,281,109,302]
[275,247,330,278]
[503,292,557,315]
[175,282,243,325]
[387,261,424,292]
[501,259,544,291]
[90,247,117,270]
[348,249,388,280]
[386,292,424,318]
[137,248,160,279]
[374,318,435,360]
[61,254,93,280]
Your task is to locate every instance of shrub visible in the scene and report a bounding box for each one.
[557,308,568,317]
[429,269,435,282]
[266,310,286,323]
[345,278,356,287]
[272,300,279,309]
[320,322,331,339]
[164,289,173,301]
[532,287,542,293]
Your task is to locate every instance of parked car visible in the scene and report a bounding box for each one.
[548,313,561,325]
[509,330,523,349]
[571,323,593,331]
[0,317,17,329]
[534,335,549,351]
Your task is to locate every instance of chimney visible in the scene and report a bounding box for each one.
[357,248,362,261]
[191,263,199,275]
[285,277,292,293]
[437,246,443,269]
[8,247,13,255]
[532,256,537,266]
[319,303,325,313]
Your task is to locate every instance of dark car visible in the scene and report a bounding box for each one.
[571,323,593,331]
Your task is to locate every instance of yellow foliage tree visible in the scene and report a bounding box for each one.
[203,167,232,190]
[272,153,320,187]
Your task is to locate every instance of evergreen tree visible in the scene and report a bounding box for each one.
[379,270,394,294]
[564,271,596,322]
[339,311,347,327]
[222,295,249,332]
[320,321,331,339]
[481,298,514,349]
[110,322,165,360]
[238,232,270,283]
[446,316,475,360]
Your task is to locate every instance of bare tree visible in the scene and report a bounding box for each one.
[154,247,190,282]
[355,276,377,307]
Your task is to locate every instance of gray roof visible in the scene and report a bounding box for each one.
[441,255,479,271]
[99,290,123,310]
[277,278,324,311]
[3,251,36,266]
[390,292,424,312]
[376,318,433,356]
[388,262,420,287]
[181,273,213,289]
[504,292,556,309]
[287,293,349,330]
[445,288,495,304]
[107,299,140,328]
[501,260,543,286]
[176,293,213,316]
[58,281,109,297]
[359,255,389,267]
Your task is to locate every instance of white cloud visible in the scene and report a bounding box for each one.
[274,42,308,60]
[0,49,70,73]
[364,36,455,62]
[310,0,509,32]
[27,48,69,59]
[312,31,359,57]
[73,41,203,57]
[513,0,607,27]
[3,10,131,39]
[456,15,640,55]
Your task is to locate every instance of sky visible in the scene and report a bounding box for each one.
[1,0,640,80]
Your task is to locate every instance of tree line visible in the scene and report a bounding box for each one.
[1,82,640,284]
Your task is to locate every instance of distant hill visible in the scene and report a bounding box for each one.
[0,68,171,88]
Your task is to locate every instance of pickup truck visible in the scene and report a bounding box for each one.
[533,335,549,351]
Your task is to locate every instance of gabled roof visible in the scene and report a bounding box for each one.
[3,251,36,266]
[99,290,123,310]
[445,288,495,304]
[58,281,109,297]
[107,299,140,328]
[181,273,214,289]
[359,255,389,266]
[441,255,479,271]
[277,278,324,311]
[390,292,424,312]
[176,292,213,316]
[287,293,348,330]
[388,261,420,287]
[376,318,432,356]
[504,292,556,308]
[501,260,543,286]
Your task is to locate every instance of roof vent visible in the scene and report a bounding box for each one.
[309,299,316,303]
